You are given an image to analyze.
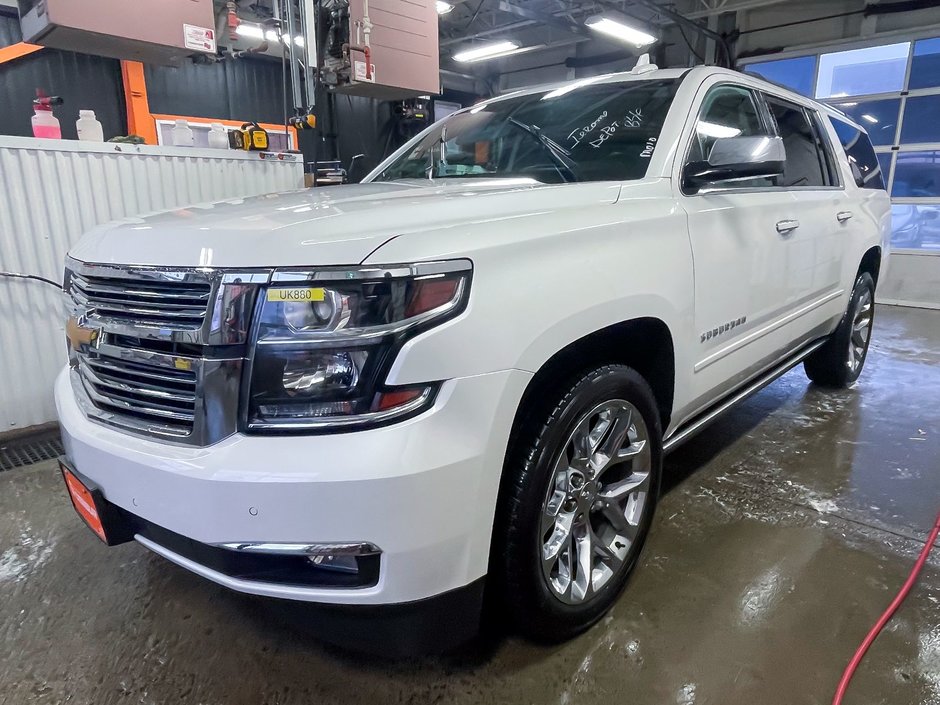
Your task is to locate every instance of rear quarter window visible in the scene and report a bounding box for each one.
[829,117,886,190]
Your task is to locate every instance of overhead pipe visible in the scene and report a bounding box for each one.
[284,0,304,108]
[298,0,317,107]
[346,0,374,80]
[864,0,940,14]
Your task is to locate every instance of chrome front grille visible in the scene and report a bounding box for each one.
[65,259,268,446]
[76,352,198,437]
[70,272,211,329]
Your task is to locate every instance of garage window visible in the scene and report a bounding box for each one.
[815,42,910,99]
[741,35,940,251]
[899,95,940,144]
[745,56,817,97]
[909,37,940,90]
[892,151,940,198]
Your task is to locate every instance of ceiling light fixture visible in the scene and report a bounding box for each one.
[236,23,265,40]
[861,114,879,124]
[236,23,303,47]
[437,1,454,13]
[453,41,523,62]
[585,16,656,47]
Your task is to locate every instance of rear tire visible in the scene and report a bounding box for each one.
[804,272,875,388]
[495,364,662,642]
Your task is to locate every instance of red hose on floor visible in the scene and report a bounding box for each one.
[832,510,940,705]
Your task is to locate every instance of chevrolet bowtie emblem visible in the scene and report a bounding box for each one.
[66,317,99,351]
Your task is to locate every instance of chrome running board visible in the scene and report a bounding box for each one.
[663,338,827,454]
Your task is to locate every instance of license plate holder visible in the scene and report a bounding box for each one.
[59,458,134,546]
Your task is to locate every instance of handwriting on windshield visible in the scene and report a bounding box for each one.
[567,111,608,148]
[640,136,657,158]
[590,121,619,149]
[623,108,643,128]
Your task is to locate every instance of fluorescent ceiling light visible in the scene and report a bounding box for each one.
[861,114,878,124]
[696,121,742,139]
[453,41,522,62]
[586,16,656,47]
[437,1,454,13]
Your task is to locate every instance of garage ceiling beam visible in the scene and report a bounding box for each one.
[684,0,791,19]
[496,1,592,37]
[441,2,630,47]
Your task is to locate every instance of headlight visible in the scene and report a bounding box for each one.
[245,260,471,432]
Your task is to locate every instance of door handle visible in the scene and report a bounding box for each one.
[776,219,800,234]
[837,211,854,223]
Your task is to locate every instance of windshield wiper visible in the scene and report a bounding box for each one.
[507,117,580,183]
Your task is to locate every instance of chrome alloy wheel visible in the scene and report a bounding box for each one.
[847,288,873,373]
[539,400,652,604]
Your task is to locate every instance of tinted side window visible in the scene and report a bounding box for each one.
[688,85,768,163]
[829,118,886,190]
[765,97,829,187]
[809,111,842,187]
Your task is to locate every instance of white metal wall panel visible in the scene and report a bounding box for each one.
[0,136,303,433]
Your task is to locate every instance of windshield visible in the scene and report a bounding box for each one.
[371,78,678,184]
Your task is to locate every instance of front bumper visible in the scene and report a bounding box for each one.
[55,366,531,606]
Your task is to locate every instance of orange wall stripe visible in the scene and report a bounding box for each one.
[120,61,159,146]
[0,42,43,65]
[151,114,299,150]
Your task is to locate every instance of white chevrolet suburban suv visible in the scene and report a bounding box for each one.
[56,65,890,650]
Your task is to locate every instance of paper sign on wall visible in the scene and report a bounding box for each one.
[183,24,217,53]
[354,61,376,83]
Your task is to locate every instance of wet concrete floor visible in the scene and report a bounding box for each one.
[1,305,938,705]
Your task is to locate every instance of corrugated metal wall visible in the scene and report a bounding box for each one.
[0,136,304,433]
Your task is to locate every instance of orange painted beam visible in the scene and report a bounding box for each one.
[120,60,158,146]
[0,42,43,65]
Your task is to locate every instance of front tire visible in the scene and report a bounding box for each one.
[804,272,875,388]
[496,365,662,642]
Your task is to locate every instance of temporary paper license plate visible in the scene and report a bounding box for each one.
[266,287,326,302]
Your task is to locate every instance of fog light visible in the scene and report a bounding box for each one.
[309,554,360,574]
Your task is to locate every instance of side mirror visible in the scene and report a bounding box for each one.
[347,153,366,183]
[683,135,786,192]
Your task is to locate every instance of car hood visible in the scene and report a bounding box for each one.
[67,179,621,269]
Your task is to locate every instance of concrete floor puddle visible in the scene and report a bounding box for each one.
[1,305,938,705]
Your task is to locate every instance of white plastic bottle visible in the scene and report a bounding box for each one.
[76,110,104,142]
[171,119,195,147]
[207,123,229,149]
[31,105,62,139]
